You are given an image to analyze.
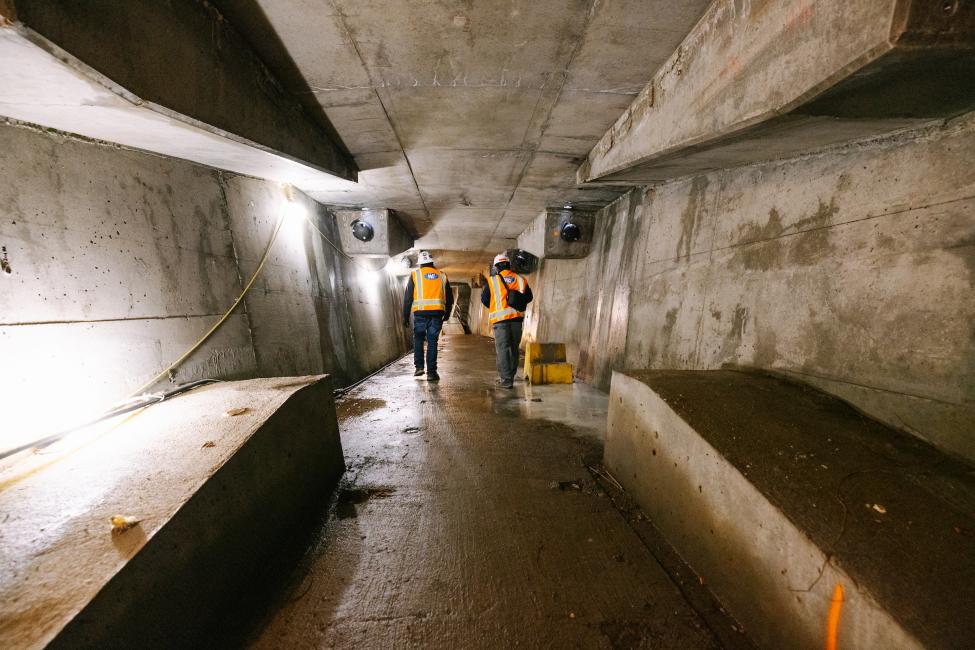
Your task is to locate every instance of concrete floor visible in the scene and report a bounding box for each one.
[224,336,749,648]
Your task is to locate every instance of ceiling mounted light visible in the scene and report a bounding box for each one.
[560,222,582,243]
[350,219,375,242]
[513,249,539,274]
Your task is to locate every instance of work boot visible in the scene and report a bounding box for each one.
[427,371,440,382]
[414,368,424,376]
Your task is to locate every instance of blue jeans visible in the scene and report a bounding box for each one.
[413,313,444,373]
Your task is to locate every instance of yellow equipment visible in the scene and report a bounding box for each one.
[524,343,573,384]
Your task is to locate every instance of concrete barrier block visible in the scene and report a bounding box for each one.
[0,376,344,649]
[605,369,975,649]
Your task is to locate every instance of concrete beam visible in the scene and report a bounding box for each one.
[0,376,343,648]
[580,0,975,184]
[0,0,357,188]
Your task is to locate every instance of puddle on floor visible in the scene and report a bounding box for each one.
[336,398,387,421]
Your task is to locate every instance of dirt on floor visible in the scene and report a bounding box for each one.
[628,368,975,650]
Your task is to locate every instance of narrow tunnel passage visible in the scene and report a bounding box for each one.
[220,336,748,648]
[3,0,973,646]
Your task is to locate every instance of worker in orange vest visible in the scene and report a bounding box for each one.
[481,253,533,388]
[403,251,453,381]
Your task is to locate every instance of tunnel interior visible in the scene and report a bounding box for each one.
[0,1,973,648]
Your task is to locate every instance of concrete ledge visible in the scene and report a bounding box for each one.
[606,369,975,649]
[0,376,344,648]
[2,0,354,179]
[581,0,975,184]
[0,3,358,193]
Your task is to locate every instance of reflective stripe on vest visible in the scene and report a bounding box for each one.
[412,267,448,312]
[488,270,526,324]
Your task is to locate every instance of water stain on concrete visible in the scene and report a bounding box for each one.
[661,307,680,344]
[752,325,778,368]
[677,176,709,261]
[735,199,839,270]
[788,198,838,266]
[735,208,785,270]
[946,232,975,286]
[719,305,749,361]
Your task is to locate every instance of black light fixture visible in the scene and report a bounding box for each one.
[513,249,539,274]
[350,219,375,242]
[559,222,582,242]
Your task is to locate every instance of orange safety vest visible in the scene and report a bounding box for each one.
[488,269,528,324]
[411,266,449,312]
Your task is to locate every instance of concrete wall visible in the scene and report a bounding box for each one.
[0,119,407,452]
[528,112,975,464]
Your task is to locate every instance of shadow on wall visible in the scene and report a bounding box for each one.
[206,0,354,159]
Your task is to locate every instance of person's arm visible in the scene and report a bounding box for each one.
[444,275,454,318]
[523,284,534,304]
[403,276,414,325]
[480,283,491,308]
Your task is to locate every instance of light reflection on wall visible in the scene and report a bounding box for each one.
[279,199,308,251]
[0,323,131,454]
[0,190,400,459]
[357,260,386,306]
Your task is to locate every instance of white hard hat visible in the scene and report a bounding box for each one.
[493,253,510,265]
[417,250,433,264]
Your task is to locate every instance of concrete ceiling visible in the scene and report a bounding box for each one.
[213,0,711,267]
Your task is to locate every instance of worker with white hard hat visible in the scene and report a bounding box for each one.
[481,252,533,388]
[403,250,453,381]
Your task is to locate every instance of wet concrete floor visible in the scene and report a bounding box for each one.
[225,336,751,648]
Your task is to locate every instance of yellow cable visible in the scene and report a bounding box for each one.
[130,207,287,396]
[133,201,379,396]
[4,197,387,465]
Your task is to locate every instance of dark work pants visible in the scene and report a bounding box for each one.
[413,313,444,373]
[492,319,523,384]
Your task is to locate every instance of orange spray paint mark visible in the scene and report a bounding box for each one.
[826,582,844,650]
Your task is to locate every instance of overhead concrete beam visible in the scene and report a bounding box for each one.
[580,0,975,184]
[0,0,357,188]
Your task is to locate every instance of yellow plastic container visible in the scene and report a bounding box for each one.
[524,343,573,384]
